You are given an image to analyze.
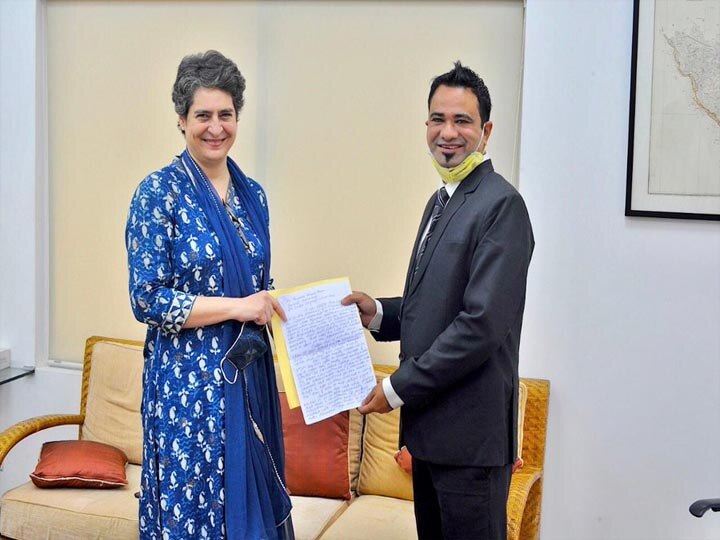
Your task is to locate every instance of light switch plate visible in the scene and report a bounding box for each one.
[0,349,11,370]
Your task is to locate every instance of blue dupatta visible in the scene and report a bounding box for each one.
[180,150,292,540]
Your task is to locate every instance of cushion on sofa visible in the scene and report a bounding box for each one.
[0,463,141,540]
[394,446,412,475]
[280,395,351,499]
[319,495,416,540]
[29,440,128,489]
[357,406,413,501]
[357,369,413,501]
[80,340,144,465]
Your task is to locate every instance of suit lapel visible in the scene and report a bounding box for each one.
[403,194,435,300]
[407,160,494,297]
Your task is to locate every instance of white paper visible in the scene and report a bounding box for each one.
[276,279,376,424]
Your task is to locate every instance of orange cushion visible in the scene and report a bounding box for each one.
[29,440,128,489]
[280,394,351,500]
[394,446,412,475]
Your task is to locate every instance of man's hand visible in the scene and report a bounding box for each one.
[357,382,392,415]
[341,291,377,328]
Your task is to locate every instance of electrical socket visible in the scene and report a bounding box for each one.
[0,349,10,370]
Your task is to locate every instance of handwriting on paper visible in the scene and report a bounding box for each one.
[277,279,376,424]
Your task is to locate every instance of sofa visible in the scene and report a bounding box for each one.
[0,336,549,540]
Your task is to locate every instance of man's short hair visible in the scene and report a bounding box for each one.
[428,61,491,124]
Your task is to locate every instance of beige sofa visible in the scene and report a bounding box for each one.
[0,336,549,540]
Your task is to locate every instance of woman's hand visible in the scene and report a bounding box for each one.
[235,291,287,325]
[183,293,286,329]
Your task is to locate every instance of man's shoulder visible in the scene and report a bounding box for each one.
[469,165,532,230]
[467,165,524,210]
[480,165,518,196]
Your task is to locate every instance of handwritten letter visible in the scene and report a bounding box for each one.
[272,278,376,424]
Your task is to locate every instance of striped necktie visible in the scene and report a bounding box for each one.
[413,186,450,278]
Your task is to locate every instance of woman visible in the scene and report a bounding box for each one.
[126,50,293,540]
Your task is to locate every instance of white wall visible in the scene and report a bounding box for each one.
[0,368,80,492]
[0,0,43,369]
[2,1,720,538]
[519,1,720,539]
[0,0,73,496]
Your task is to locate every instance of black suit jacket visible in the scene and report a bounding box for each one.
[374,160,534,467]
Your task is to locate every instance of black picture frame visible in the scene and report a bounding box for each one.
[625,0,720,221]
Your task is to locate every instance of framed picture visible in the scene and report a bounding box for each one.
[626,0,720,221]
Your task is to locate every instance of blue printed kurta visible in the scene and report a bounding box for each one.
[126,157,270,539]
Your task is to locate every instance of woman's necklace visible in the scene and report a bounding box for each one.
[209,174,230,203]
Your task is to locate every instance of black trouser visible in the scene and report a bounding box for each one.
[412,457,512,540]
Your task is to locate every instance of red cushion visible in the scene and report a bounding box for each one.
[394,446,413,475]
[280,394,351,500]
[30,440,128,489]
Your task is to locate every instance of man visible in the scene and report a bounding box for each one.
[342,62,534,540]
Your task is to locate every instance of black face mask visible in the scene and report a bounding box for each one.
[221,322,268,384]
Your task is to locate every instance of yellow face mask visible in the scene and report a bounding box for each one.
[431,151,485,184]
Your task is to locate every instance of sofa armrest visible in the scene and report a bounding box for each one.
[519,379,549,470]
[507,467,543,540]
[0,414,84,466]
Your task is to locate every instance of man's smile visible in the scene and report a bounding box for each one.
[438,143,464,151]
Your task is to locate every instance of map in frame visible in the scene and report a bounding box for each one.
[649,0,719,198]
[627,0,720,219]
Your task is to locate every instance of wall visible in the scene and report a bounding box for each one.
[2,1,720,538]
[519,1,720,539]
[46,0,263,362]
[0,0,68,495]
[45,0,524,366]
[0,0,42,369]
[0,368,80,492]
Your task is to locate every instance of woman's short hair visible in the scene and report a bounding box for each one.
[172,50,246,118]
